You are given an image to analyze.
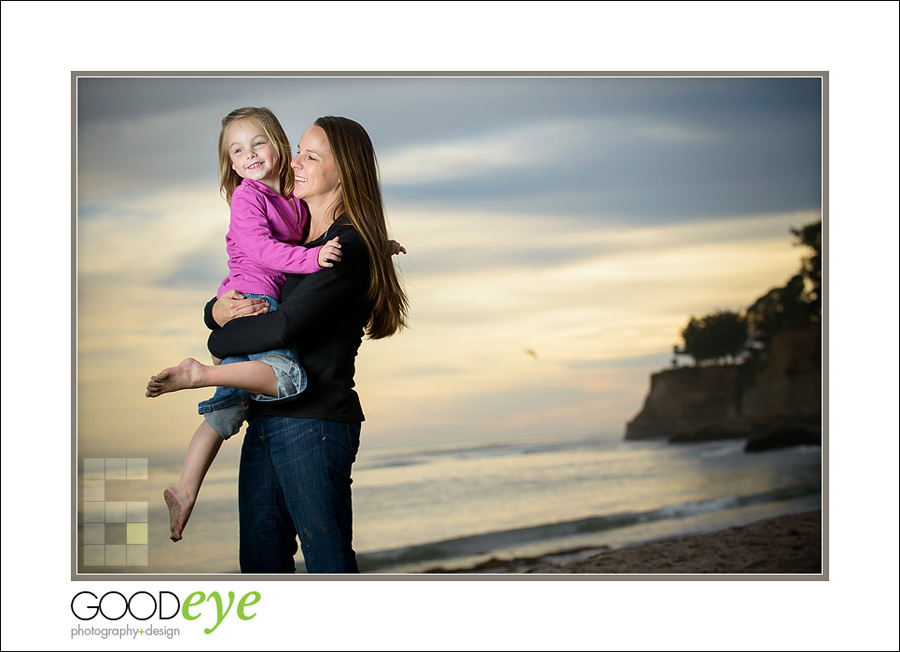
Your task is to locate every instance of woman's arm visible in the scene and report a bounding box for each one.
[204,290,269,329]
[206,225,368,359]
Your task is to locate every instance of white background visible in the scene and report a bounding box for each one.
[2,1,898,650]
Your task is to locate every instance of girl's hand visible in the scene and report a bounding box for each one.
[389,239,407,256]
[318,236,342,268]
[212,290,269,326]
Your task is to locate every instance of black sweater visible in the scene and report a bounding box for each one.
[205,218,370,423]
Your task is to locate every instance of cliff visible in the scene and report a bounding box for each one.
[625,323,821,449]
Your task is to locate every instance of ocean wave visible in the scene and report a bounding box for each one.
[361,435,621,470]
[356,483,821,572]
[698,441,747,458]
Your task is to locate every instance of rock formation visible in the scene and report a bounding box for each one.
[625,322,821,450]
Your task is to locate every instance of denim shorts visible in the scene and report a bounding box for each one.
[198,294,307,439]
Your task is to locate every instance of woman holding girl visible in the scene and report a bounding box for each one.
[148,115,407,573]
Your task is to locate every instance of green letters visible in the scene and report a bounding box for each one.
[237,591,261,621]
[204,591,236,634]
[181,592,204,621]
[180,590,260,633]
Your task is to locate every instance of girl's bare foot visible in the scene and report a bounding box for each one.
[163,484,195,542]
[146,358,206,397]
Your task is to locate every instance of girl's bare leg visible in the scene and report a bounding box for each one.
[150,357,274,539]
[145,357,278,398]
[164,419,223,542]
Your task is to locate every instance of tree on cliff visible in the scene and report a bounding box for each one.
[745,220,822,350]
[672,219,822,368]
[679,310,748,365]
[792,220,821,319]
[745,274,807,350]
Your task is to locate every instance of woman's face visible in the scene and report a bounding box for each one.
[291,125,341,204]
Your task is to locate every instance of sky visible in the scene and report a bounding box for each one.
[75,74,823,458]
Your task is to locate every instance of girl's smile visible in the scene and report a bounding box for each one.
[227,118,280,193]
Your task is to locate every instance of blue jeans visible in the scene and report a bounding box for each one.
[197,294,307,439]
[238,416,362,573]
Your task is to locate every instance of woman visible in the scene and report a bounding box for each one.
[204,116,408,573]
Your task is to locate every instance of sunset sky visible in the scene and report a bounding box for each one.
[75,74,823,459]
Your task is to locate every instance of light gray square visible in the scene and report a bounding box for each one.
[127,545,148,566]
[105,502,127,523]
[127,458,148,480]
[83,480,105,502]
[105,458,127,480]
[83,545,105,566]
[83,523,105,545]
[83,502,105,523]
[127,502,148,522]
[105,545,127,566]
[83,458,105,481]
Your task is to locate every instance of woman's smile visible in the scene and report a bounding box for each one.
[290,125,341,204]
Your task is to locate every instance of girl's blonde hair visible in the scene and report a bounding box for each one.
[314,116,409,339]
[218,107,294,204]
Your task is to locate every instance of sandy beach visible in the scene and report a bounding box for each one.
[426,510,822,575]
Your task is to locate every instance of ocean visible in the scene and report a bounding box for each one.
[77,432,823,575]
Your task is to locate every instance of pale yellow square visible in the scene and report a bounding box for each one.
[126,523,148,545]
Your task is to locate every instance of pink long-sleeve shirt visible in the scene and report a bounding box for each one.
[216,179,323,299]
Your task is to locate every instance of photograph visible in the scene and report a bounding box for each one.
[75,73,824,577]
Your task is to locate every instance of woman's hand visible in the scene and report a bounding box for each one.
[212,289,269,327]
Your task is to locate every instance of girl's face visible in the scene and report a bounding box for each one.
[291,125,342,206]
[226,118,280,192]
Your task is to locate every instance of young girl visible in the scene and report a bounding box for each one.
[146,107,401,541]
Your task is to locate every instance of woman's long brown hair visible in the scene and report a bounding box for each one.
[315,116,408,339]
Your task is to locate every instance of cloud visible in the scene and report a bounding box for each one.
[77,76,822,227]
[78,107,220,207]
[380,118,612,185]
[378,107,820,221]
[78,184,227,282]
[156,243,230,290]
